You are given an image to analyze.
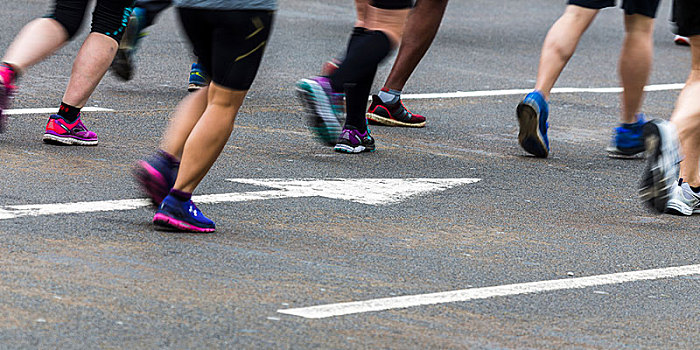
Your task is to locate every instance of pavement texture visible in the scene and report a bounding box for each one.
[0,0,698,349]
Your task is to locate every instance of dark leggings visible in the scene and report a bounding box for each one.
[45,0,135,42]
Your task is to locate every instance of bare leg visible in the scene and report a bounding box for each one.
[671,36,700,187]
[383,0,448,90]
[534,5,599,99]
[619,14,654,124]
[61,33,119,108]
[2,18,69,74]
[160,87,209,159]
[173,83,247,193]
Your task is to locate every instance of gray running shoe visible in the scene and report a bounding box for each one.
[665,180,700,216]
[639,119,682,213]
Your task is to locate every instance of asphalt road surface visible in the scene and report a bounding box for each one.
[0,0,698,348]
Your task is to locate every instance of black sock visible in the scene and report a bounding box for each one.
[330,30,392,93]
[169,188,192,202]
[344,72,375,133]
[58,102,81,123]
[330,30,392,131]
[691,185,700,193]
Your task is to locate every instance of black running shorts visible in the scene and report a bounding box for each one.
[371,0,414,10]
[178,9,274,91]
[45,0,135,42]
[673,0,700,37]
[567,0,660,18]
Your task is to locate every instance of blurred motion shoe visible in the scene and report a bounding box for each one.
[295,76,345,146]
[639,119,681,213]
[133,150,179,206]
[111,7,147,81]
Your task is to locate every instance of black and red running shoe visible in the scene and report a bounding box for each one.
[366,95,426,128]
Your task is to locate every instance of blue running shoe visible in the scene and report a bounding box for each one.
[295,76,345,146]
[334,127,375,153]
[606,114,646,158]
[188,63,210,92]
[133,150,179,206]
[153,195,215,233]
[516,91,549,158]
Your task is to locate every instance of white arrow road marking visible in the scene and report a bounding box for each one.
[4,107,115,115]
[0,178,479,220]
[278,264,700,319]
[228,178,480,205]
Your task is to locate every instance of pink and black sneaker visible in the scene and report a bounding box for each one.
[133,150,179,206]
[43,114,98,146]
[0,63,18,133]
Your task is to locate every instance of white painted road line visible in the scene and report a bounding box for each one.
[400,83,685,100]
[2,83,684,116]
[0,178,479,220]
[278,264,700,319]
[4,107,115,115]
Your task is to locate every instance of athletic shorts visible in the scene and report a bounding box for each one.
[567,0,660,18]
[370,0,414,9]
[178,9,274,91]
[673,0,700,37]
[45,0,135,42]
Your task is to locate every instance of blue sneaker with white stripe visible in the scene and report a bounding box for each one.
[516,91,549,158]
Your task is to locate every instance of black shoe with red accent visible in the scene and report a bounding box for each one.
[366,95,426,128]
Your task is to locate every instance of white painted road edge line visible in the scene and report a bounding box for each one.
[399,83,685,100]
[4,107,115,115]
[4,83,684,115]
[277,264,700,319]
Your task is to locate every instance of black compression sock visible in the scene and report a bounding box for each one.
[57,102,81,123]
[330,30,392,92]
[344,73,375,133]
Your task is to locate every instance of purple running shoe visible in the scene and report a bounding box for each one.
[43,114,98,146]
[334,127,375,153]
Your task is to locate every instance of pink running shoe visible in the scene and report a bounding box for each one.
[43,114,98,146]
[0,63,18,133]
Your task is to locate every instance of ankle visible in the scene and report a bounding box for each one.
[57,102,82,123]
[169,188,192,202]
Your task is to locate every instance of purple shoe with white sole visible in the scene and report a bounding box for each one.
[43,114,98,146]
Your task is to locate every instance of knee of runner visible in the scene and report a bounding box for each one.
[48,16,83,40]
